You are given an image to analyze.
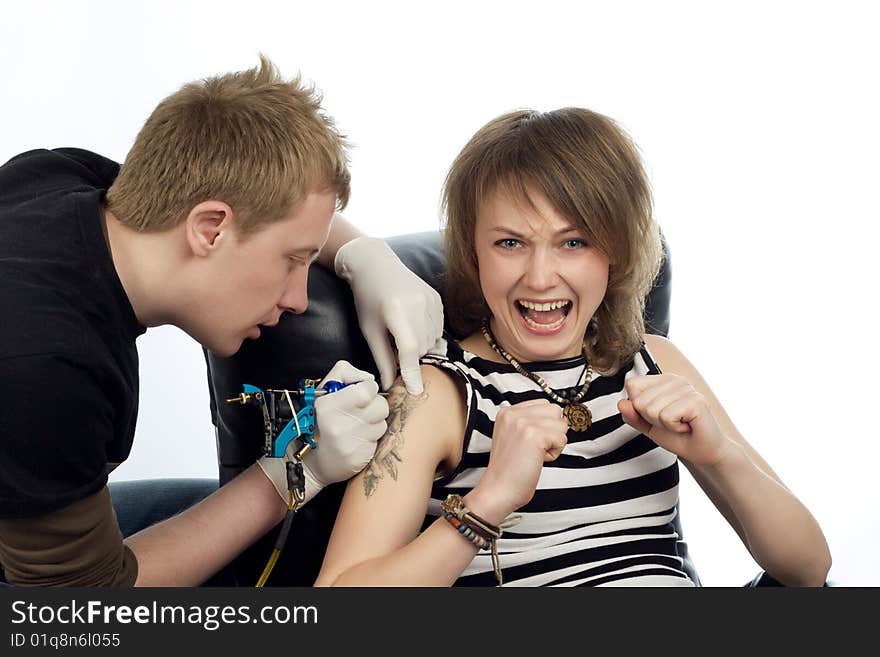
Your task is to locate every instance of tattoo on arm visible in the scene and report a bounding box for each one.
[362,381,429,497]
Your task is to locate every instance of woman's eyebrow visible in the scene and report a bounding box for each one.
[488,225,581,236]
[489,226,527,237]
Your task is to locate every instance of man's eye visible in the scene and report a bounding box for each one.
[495,239,521,249]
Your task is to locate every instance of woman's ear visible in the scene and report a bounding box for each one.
[185,200,234,257]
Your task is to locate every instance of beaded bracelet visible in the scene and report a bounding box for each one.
[443,513,489,550]
[441,494,509,585]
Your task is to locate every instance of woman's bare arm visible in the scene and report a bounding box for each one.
[315,364,481,586]
[643,334,831,586]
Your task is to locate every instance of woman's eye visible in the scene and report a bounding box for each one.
[495,239,521,249]
[563,239,587,249]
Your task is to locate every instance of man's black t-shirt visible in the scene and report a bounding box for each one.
[0,148,145,519]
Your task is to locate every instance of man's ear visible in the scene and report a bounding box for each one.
[185,201,235,257]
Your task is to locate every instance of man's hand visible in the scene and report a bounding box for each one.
[258,360,389,504]
[334,236,443,394]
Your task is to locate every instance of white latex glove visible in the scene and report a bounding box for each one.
[257,360,389,505]
[334,236,443,394]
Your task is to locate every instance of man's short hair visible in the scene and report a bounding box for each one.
[107,54,349,235]
[442,107,662,373]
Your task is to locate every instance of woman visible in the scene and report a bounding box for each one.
[315,108,831,586]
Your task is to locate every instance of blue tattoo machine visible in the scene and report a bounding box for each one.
[226,378,351,460]
[226,378,352,587]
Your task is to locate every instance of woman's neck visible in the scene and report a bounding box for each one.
[461,331,584,366]
[461,332,506,363]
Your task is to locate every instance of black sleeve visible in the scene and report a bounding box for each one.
[0,352,115,518]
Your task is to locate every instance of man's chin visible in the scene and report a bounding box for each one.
[204,338,244,358]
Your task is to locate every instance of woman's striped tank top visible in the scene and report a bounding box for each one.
[420,336,695,587]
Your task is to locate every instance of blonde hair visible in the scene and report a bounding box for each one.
[106,54,349,235]
[442,108,662,372]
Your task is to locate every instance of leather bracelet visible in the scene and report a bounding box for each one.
[441,494,503,539]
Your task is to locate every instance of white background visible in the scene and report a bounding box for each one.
[2,1,877,586]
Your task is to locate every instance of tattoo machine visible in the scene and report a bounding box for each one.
[226,378,353,586]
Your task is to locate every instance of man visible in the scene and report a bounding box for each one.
[0,56,442,586]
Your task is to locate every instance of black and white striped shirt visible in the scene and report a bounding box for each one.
[421,337,695,587]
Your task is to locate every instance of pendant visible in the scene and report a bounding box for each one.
[563,403,592,432]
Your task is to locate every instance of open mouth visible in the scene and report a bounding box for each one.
[516,299,572,331]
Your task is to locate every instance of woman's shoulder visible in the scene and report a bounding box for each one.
[641,333,702,380]
[643,333,674,361]
[414,361,466,401]
[390,364,466,473]
[385,360,464,416]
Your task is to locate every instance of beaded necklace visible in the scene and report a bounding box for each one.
[480,318,593,432]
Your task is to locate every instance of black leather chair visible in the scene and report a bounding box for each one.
[204,230,700,586]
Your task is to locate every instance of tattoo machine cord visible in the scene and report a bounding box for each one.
[256,460,307,587]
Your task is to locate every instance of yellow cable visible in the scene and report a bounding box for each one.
[255,491,295,588]
[256,549,281,588]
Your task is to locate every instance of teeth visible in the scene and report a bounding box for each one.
[524,314,566,330]
[519,300,570,311]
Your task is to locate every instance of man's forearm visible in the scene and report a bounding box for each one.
[317,213,364,271]
[125,466,287,586]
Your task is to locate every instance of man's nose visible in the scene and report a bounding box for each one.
[279,269,309,315]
